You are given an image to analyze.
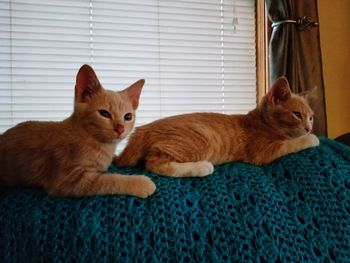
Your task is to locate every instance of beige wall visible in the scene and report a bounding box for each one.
[318,0,350,138]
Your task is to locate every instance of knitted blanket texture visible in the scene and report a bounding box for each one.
[0,138,349,262]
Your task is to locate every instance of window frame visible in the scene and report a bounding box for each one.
[256,0,269,102]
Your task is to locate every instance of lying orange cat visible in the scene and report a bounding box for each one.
[0,65,156,198]
[116,77,319,177]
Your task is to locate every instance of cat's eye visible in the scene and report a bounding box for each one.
[293,111,302,119]
[124,113,133,121]
[98,109,111,118]
[309,116,313,121]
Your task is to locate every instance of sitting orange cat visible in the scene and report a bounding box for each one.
[0,65,156,198]
[116,77,319,177]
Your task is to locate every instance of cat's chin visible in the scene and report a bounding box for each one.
[302,128,312,136]
[106,131,131,142]
[112,134,123,140]
[284,129,309,139]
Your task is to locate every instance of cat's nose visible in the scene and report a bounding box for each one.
[305,127,312,133]
[115,124,125,135]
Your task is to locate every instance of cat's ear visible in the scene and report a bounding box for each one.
[268,76,292,104]
[298,86,318,102]
[75,64,102,102]
[123,79,145,109]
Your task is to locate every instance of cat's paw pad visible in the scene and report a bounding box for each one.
[306,134,320,147]
[194,161,214,177]
[130,176,156,198]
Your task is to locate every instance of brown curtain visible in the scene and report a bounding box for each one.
[265,0,327,137]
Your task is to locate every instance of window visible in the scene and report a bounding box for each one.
[0,0,258,136]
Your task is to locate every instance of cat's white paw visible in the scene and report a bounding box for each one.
[169,161,214,177]
[194,161,214,177]
[129,175,156,198]
[305,134,320,147]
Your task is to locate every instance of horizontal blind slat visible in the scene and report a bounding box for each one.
[1,0,257,146]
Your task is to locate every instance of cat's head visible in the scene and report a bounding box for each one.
[72,64,144,143]
[260,77,314,138]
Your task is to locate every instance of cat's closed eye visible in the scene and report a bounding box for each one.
[293,111,302,119]
[98,109,112,118]
[124,113,133,121]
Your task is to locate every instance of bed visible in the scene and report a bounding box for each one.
[1,138,349,262]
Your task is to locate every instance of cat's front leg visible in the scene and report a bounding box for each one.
[274,134,319,161]
[253,134,319,165]
[287,134,320,152]
[47,169,156,198]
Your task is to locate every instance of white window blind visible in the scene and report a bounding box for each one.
[0,0,256,134]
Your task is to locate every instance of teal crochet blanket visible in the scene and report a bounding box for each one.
[1,138,350,262]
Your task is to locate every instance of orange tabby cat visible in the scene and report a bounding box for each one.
[0,65,156,198]
[116,77,319,177]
